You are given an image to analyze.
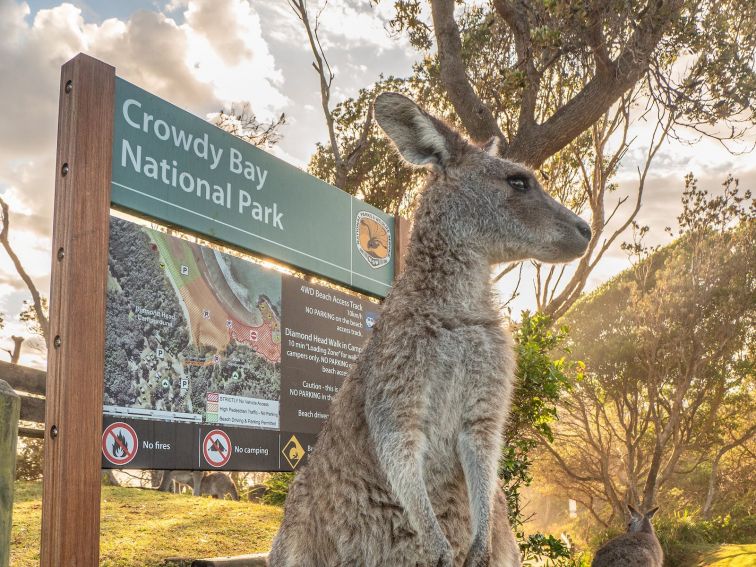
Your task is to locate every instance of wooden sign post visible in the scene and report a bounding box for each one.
[41,54,114,567]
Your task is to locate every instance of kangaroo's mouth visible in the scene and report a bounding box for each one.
[535,223,591,263]
[561,218,591,259]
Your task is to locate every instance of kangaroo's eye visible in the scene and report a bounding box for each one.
[507,176,529,192]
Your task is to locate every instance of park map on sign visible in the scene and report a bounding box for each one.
[104,217,282,427]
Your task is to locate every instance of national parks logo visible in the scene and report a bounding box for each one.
[355,211,391,269]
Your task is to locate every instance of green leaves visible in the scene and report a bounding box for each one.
[508,312,576,439]
[500,311,585,565]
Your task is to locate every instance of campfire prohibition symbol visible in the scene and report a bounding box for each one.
[102,422,139,466]
[210,437,226,454]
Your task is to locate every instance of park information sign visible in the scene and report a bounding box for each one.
[111,77,394,297]
[100,75,401,472]
[102,217,378,471]
[43,55,405,566]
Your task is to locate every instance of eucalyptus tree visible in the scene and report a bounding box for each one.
[306,0,754,316]
[543,176,755,523]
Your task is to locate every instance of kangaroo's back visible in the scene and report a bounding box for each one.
[592,532,663,567]
[201,472,239,500]
[593,506,663,567]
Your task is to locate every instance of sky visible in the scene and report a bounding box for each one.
[0,0,754,367]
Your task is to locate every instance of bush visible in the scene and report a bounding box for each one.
[632,511,755,567]
[503,312,585,566]
[520,533,590,566]
[15,438,43,481]
[261,472,295,506]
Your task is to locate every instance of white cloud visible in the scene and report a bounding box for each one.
[180,0,287,119]
[259,1,410,52]
[0,0,287,356]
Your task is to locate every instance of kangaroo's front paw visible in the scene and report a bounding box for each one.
[462,535,491,567]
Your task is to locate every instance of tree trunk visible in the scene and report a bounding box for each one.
[101,469,120,486]
[642,441,664,510]
[0,198,49,345]
[6,336,23,364]
[702,456,721,520]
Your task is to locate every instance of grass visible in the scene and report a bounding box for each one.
[11,481,283,567]
[12,481,753,566]
[697,544,756,566]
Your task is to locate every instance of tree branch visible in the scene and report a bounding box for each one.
[505,0,683,166]
[290,0,343,177]
[431,0,683,166]
[0,197,49,345]
[429,0,504,144]
[492,0,539,132]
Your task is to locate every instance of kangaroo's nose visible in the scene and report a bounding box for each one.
[576,221,592,241]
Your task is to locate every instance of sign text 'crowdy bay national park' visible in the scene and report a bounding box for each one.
[111,78,394,297]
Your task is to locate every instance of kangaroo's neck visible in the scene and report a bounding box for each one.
[393,225,493,314]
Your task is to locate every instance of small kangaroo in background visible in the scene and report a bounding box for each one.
[158,470,204,495]
[268,93,591,567]
[592,505,663,567]
[158,470,239,500]
[200,472,240,501]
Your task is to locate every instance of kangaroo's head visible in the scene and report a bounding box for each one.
[374,92,591,265]
[627,504,659,534]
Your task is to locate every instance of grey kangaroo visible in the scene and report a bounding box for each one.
[592,505,663,567]
[200,472,240,501]
[158,470,204,495]
[158,470,239,500]
[268,92,591,567]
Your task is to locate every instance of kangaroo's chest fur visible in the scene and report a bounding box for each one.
[414,318,513,468]
[268,284,516,560]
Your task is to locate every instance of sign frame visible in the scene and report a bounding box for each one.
[41,53,410,566]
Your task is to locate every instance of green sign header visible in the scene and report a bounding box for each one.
[111,78,394,297]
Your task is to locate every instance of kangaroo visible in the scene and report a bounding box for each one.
[592,505,663,567]
[158,470,204,496]
[248,483,270,503]
[268,92,591,567]
[158,470,239,501]
[200,472,240,501]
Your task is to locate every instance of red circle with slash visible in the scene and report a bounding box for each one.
[102,422,138,466]
[203,429,231,468]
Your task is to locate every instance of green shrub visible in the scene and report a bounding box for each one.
[15,438,43,481]
[261,472,295,506]
[520,532,590,566]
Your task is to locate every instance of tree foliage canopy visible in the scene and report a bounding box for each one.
[387,0,755,165]
[543,176,755,524]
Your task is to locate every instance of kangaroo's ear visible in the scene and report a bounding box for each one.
[645,507,659,519]
[374,92,455,170]
[627,504,640,518]
[482,136,502,157]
